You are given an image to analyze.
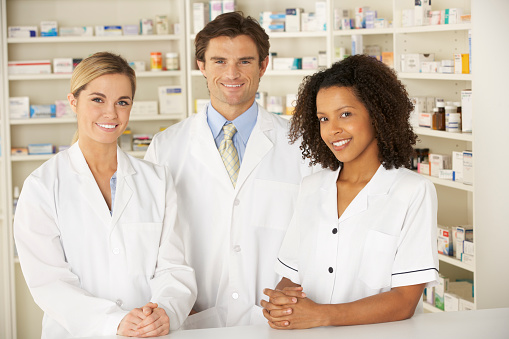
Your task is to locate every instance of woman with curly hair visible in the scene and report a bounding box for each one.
[261,55,439,329]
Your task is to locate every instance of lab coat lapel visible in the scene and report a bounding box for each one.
[189,107,236,188]
[69,143,111,226]
[235,107,273,190]
[110,147,135,227]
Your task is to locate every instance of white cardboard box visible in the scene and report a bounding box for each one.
[461,90,472,133]
[131,101,158,115]
[158,86,183,115]
[8,60,51,74]
[462,151,473,185]
[9,97,30,119]
[285,8,303,32]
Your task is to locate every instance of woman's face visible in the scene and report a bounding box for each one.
[316,86,378,165]
[69,73,132,147]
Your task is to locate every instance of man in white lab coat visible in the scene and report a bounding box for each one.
[144,12,314,329]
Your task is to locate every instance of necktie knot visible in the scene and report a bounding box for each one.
[223,123,237,140]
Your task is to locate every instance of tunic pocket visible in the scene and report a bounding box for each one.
[123,222,163,277]
[359,230,398,290]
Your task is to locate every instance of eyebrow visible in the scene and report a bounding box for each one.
[210,56,256,61]
[316,105,355,114]
[88,92,132,101]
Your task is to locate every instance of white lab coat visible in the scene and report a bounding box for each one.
[276,165,439,309]
[144,104,315,329]
[14,142,197,339]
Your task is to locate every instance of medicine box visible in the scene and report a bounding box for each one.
[131,101,158,115]
[11,147,28,156]
[158,86,183,115]
[365,10,377,29]
[95,25,122,36]
[351,35,363,55]
[381,52,394,68]
[8,26,38,38]
[315,1,327,31]
[285,8,303,32]
[401,53,435,73]
[424,286,434,306]
[53,58,73,74]
[8,60,51,75]
[417,162,430,175]
[402,9,415,27]
[438,225,453,256]
[55,100,73,118]
[30,104,56,118]
[255,92,267,109]
[463,240,474,256]
[9,97,30,119]
[459,298,476,311]
[334,8,350,30]
[273,58,302,70]
[429,153,452,177]
[301,13,318,32]
[444,292,460,312]
[434,275,449,311]
[40,21,58,36]
[140,19,153,35]
[414,0,432,26]
[266,96,283,115]
[59,26,93,37]
[28,143,54,155]
[454,53,470,74]
[123,25,139,35]
[462,151,473,185]
[209,0,223,21]
[193,2,209,34]
[222,0,235,13]
[410,97,426,127]
[461,253,475,265]
[302,56,318,70]
[461,90,472,133]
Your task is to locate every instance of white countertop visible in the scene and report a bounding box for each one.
[79,307,509,339]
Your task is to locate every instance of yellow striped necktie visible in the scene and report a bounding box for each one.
[219,123,240,187]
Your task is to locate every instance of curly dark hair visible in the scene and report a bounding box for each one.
[289,54,417,171]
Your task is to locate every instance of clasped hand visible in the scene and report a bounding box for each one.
[117,302,170,337]
[261,287,326,329]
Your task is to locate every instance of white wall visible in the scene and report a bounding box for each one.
[472,0,509,309]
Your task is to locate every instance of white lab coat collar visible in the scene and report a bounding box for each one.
[189,104,274,193]
[68,142,135,228]
[319,164,398,222]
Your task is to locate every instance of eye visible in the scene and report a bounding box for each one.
[117,100,130,106]
[318,116,328,122]
[240,60,251,65]
[215,60,225,64]
[340,111,352,118]
[92,97,103,103]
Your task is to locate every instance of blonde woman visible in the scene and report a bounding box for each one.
[14,52,196,338]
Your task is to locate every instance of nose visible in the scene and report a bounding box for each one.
[329,119,344,136]
[104,103,118,119]
[225,63,240,79]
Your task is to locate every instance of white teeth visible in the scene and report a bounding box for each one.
[223,84,242,87]
[333,139,351,147]
[97,124,116,129]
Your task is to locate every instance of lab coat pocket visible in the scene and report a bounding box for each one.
[359,230,398,290]
[123,222,163,277]
[252,179,299,230]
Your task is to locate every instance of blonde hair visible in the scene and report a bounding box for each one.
[70,52,136,144]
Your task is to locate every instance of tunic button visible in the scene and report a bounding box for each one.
[328,267,334,273]
[332,228,338,234]
[234,199,240,206]
[116,299,123,307]
[233,245,241,252]
[232,292,239,300]
[112,248,120,255]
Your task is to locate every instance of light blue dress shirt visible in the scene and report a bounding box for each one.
[206,101,258,164]
[110,171,117,215]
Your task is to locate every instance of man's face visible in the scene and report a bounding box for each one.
[197,35,268,118]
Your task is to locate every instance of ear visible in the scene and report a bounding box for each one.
[259,56,269,78]
[197,60,207,77]
[68,93,78,114]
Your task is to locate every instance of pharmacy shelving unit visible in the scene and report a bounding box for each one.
[185,0,334,115]
[393,0,474,313]
[0,0,186,337]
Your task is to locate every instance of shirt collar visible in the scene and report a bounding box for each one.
[207,101,258,144]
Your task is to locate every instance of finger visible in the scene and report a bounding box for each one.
[260,300,286,313]
[268,307,293,318]
[139,323,169,338]
[142,306,154,316]
[280,288,306,298]
[143,302,158,309]
[280,286,303,292]
[263,288,285,299]
[137,312,159,329]
[263,308,291,324]
[272,320,291,328]
[136,320,160,336]
[269,295,297,306]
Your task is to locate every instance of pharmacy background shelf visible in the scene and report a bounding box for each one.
[7,34,180,44]
[413,127,473,142]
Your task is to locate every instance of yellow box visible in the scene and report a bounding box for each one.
[454,53,470,74]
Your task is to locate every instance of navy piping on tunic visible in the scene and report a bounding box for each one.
[278,258,298,272]
[392,267,439,276]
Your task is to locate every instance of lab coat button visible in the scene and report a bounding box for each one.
[112,247,120,255]
[116,299,123,307]
[233,245,241,252]
[234,199,240,206]
[332,228,338,234]
[328,267,334,273]
[232,292,239,300]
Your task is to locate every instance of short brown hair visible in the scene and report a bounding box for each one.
[290,55,417,171]
[195,11,270,67]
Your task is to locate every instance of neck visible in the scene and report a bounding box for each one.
[211,98,254,121]
[78,138,117,174]
[339,139,381,184]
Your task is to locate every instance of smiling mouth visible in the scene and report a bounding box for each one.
[97,123,118,129]
[332,139,351,147]
[222,83,243,88]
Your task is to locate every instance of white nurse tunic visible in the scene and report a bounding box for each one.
[275,165,439,306]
